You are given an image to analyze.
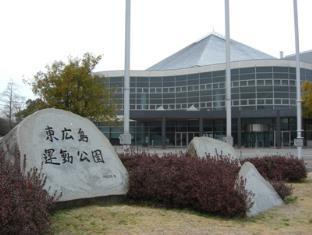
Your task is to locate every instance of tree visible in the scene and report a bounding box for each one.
[15,98,47,121]
[19,53,116,122]
[0,81,25,129]
[302,81,312,118]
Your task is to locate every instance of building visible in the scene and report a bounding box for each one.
[97,33,312,148]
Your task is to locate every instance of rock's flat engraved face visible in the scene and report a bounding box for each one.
[14,109,128,201]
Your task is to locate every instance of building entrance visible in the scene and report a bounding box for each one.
[281,131,291,147]
[175,132,199,147]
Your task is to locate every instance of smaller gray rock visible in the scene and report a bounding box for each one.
[187,136,238,161]
[238,162,284,217]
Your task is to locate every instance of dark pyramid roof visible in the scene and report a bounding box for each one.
[147,32,276,71]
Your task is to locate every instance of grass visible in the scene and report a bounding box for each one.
[51,173,312,235]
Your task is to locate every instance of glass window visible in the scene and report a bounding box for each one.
[289,80,296,86]
[206,84,212,89]
[282,99,289,105]
[275,92,289,98]
[156,88,162,93]
[176,98,187,103]
[169,87,175,92]
[265,80,273,86]
[257,86,273,92]
[240,87,256,93]
[233,100,239,106]
[176,87,181,92]
[241,93,256,99]
[240,81,247,87]
[274,86,288,92]
[240,74,255,80]
[256,67,272,73]
[274,73,288,79]
[163,88,168,93]
[281,80,289,86]
[241,100,247,105]
[231,69,239,75]
[273,67,288,73]
[233,81,239,87]
[275,99,281,104]
[182,87,187,92]
[257,92,272,98]
[240,68,255,74]
[232,88,239,94]
[248,80,255,86]
[163,93,174,99]
[248,99,256,105]
[265,99,273,104]
[256,73,273,79]
[213,83,219,89]
[274,80,281,85]
[257,99,265,105]
[200,85,206,90]
[257,80,264,86]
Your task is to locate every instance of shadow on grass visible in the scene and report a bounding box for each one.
[52,195,127,214]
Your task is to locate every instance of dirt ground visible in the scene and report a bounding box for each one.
[51,173,312,235]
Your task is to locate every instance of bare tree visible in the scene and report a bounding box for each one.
[0,81,25,129]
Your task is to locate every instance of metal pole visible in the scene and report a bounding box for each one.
[293,0,303,159]
[120,0,132,147]
[225,0,233,145]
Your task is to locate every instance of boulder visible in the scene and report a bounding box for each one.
[0,108,128,201]
[238,162,284,217]
[187,136,238,161]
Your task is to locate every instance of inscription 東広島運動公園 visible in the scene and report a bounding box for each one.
[42,125,104,165]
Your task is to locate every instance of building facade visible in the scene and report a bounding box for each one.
[97,33,312,148]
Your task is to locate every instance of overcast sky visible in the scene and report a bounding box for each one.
[0,0,311,100]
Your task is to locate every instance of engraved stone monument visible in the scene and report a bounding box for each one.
[0,108,128,201]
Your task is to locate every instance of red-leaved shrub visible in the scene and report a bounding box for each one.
[0,151,60,235]
[270,181,293,200]
[120,152,253,217]
[241,156,307,181]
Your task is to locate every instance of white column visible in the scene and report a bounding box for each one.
[225,0,233,145]
[293,0,303,159]
[120,0,132,146]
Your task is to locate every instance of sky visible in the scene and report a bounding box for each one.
[0,0,311,100]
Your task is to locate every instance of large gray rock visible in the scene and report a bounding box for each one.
[0,108,128,201]
[238,162,284,217]
[187,136,238,161]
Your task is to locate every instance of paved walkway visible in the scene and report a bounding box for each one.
[115,146,312,171]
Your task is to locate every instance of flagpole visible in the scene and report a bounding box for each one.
[225,0,233,145]
[293,0,303,159]
[120,0,132,147]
